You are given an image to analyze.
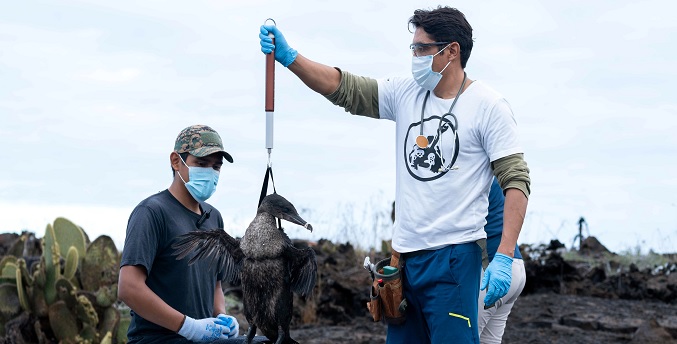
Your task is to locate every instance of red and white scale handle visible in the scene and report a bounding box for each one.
[264,18,276,165]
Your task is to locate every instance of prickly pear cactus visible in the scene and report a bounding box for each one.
[79,224,91,245]
[0,283,21,318]
[95,284,118,308]
[48,300,79,342]
[0,255,17,269]
[99,307,120,340]
[1,260,17,281]
[31,281,48,318]
[32,260,46,287]
[15,263,30,312]
[56,277,78,309]
[53,217,87,261]
[43,223,61,305]
[81,235,119,291]
[16,258,32,288]
[100,331,113,344]
[0,256,16,271]
[0,284,20,337]
[3,219,128,343]
[27,249,48,317]
[79,323,99,343]
[76,294,99,326]
[64,245,80,280]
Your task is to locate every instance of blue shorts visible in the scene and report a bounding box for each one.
[386,242,482,344]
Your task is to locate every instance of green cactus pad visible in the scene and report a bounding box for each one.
[1,261,18,281]
[31,283,49,318]
[81,235,119,291]
[49,300,79,341]
[32,259,46,287]
[0,257,17,285]
[99,307,120,341]
[55,277,78,309]
[15,265,30,312]
[100,331,113,344]
[16,258,33,288]
[79,323,99,343]
[76,294,99,326]
[94,284,118,308]
[0,283,21,317]
[64,246,79,280]
[0,256,17,270]
[53,217,87,261]
[43,223,61,305]
[77,225,90,244]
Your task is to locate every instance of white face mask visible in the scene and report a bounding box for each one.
[411,44,451,91]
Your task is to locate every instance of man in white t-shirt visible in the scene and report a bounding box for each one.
[258,6,530,344]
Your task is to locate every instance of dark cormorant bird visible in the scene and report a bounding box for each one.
[172,193,317,344]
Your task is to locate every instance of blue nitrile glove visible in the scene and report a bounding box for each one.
[215,314,239,338]
[259,25,297,67]
[178,315,231,342]
[480,252,513,307]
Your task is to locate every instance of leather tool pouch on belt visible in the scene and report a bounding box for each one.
[366,251,406,324]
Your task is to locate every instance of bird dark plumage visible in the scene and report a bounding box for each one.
[172,193,317,344]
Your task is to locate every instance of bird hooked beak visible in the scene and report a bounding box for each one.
[280,212,313,232]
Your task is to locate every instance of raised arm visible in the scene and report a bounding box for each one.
[260,25,341,96]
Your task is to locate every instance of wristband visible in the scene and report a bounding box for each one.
[176,314,186,333]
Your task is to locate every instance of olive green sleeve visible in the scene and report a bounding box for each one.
[492,153,531,198]
[324,68,380,119]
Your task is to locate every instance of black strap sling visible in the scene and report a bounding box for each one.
[258,166,282,229]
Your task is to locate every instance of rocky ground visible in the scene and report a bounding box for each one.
[229,238,677,344]
[504,293,677,344]
[288,292,677,344]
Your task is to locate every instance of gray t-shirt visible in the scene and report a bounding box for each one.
[121,189,226,343]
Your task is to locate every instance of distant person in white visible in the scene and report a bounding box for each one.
[478,178,527,343]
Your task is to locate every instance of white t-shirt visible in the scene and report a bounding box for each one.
[377,77,522,252]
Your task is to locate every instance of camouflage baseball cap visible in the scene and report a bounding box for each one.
[174,125,233,163]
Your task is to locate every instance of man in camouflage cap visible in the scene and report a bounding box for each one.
[119,124,247,343]
[174,125,233,163]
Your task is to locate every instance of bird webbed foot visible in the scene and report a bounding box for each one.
[273,325,298,344]
[246,325,257,344]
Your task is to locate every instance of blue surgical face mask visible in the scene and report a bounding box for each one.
[411,44,451,91]
[177,156,219,202]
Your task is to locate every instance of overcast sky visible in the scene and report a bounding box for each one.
[1,0,676,254]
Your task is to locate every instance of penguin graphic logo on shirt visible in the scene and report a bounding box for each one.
[405,115,460,181]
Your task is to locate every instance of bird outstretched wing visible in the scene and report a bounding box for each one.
[285,245,317,297]
[172,229,244,284]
